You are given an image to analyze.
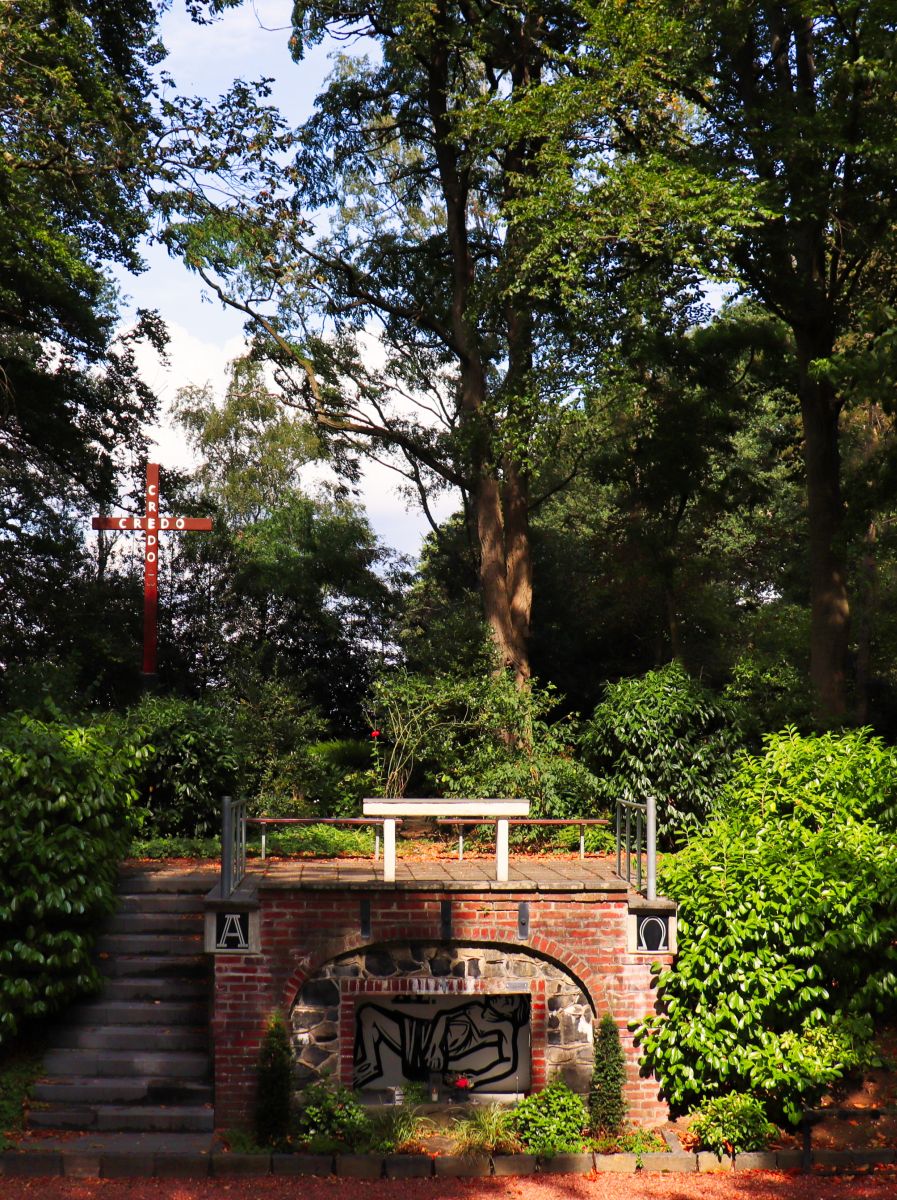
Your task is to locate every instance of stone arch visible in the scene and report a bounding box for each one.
[281,932,604,1016]
[285,939,603,1095]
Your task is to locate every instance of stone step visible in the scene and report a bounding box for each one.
[117,893,207,914]
[101,976,208,1002]
[28,1104,214,1133]
[96,933,204,956]
[104,911,205,935]
[41,1049,211,1080]
[67,1000,208,1027]
[51,1025,209,1052]
[99,953,208,979]
[32,1077,213,1106]
[118,871,216,895]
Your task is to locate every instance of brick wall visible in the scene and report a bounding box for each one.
[213,889,672,1128]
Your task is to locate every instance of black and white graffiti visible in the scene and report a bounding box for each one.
[354,995,529,1091]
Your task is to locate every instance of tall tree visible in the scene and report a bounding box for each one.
[0,0,166,702]
[166,0,647,685]
[578,0,897,719]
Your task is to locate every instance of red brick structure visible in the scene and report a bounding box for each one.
[208,862,676,1129]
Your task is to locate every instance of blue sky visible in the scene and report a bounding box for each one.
[118,1,451,559]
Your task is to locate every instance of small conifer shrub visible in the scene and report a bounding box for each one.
[254,1012,294,1148]
[589,1013,627,1135]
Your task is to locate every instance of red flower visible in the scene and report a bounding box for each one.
[454,1076,471,1089]
[370,729,380,739]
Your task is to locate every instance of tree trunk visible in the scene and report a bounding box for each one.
[797,341,850,722]
[854,520,877,726]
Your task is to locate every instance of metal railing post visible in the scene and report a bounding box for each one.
[646,794,657,901]
[221,794,233,897]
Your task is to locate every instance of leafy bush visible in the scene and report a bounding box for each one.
[688,1094,776,1157]
[254,1013,294,1149]
[589,1014,626,1135]
[635,729,897,1123]
[293,1076,371,1152]
[452,1103,522,1156]
[0,712,145,1045]
[580,662,740,845]
[116,696,240,837]
[369,671,599,818]
[511,1080,587,1156]
[722,654,813,747]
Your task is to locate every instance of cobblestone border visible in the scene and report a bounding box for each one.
[1,1147,892,1177]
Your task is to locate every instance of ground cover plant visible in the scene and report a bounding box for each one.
[636,728,897,1123]
[451,1103,522,1156]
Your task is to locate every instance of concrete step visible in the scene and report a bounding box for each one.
[96,933,203,956]
[117,893,207,914]
[99,953,208,979]
[118,871,216,895]
[67,1000,208,1027]
[41,1049,211,1080]
[104,911,204,935]
[51,1025,209,1052]
[33,1077,213,1106]
[101,976,208,1002]
[29,1104,214,1133]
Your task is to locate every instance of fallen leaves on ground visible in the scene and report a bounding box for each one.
[3,1172,897,1200]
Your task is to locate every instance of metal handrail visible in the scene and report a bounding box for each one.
[615,797,657,900]
[221,794,247,897]
[246,816,401,862]
[436,817,609,862]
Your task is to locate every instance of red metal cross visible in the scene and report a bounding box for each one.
[92,463,212,678]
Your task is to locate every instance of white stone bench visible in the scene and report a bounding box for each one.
[362,798,531,882]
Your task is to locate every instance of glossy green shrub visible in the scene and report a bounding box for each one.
[123,696,240,837]
[689,1094,776,1156]
[580,662,739,846]
[635,729,897,1123]
[0,713,144,1045]
[511,1079,588,1156]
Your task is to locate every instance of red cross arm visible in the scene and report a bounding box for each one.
[92,516,141,530]
[92,516,213,531]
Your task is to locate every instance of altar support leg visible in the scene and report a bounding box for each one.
[496,818,509,882]
[383,819,396,882]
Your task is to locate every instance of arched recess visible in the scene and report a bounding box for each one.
[284,939,604,1095]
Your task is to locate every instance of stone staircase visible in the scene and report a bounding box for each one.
[28,869,215,1135]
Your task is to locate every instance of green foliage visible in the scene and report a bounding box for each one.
[511,1080,587,1157]
[0,1037,43,1149]
[293,1077,371,1153]
[581,662,740,844]
[0,712,144,1045]
[452,1103,522,1156]
[370,671,598,818]
[257,825,375,859]
[636,729,897,1124]
[722,654,813,748]
[591,1126,666,1157]
[366,1099,433,1154]
[254,1013,294,1149]
[121,696,241,838]
[688,1094,776,1158]
[127,836,220,861]
[589,1015,626,1135]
